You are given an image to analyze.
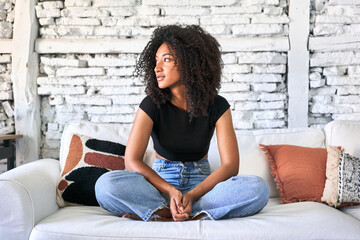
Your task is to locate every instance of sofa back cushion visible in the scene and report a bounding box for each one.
[324,120,360,158]
[60,121,155,169]
[208,128,325,198]
[60,121,325,199]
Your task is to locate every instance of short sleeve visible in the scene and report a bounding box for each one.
[139,96,158,123]
[210,95,230,124]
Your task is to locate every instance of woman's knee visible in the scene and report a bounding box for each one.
[232,175,270,202]
[95,170,143,201]
[95,171,118,201]
[248,175,270,205]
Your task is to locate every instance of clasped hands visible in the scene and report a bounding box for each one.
[169,190,195,221]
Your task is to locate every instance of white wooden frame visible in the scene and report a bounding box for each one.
[35,37,289,54]
[287,0,310,128]
[12,0,41,166]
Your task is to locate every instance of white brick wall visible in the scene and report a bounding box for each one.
[0,53,15,137]
[309,0,360,128]
[0,0,14,39]
[1,0,356,164]
[36,0,290,39]
[0,0,15,173]
[21,0,354,159]
[35,0,291,159]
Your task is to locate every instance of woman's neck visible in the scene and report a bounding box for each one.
[170,85,187,111]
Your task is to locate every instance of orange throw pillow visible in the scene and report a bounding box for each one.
[259,144,327,204]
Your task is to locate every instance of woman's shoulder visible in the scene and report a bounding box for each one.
[139,95,156,111]
[213,95,229,106]
[209,94,230,114]
[141,95,153,102]
[140,95,155,107]
[207,95,230,124]
[139,96,159,123]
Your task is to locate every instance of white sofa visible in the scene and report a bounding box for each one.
[1,120,360,240]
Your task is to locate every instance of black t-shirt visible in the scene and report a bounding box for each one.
[139,95,230,162]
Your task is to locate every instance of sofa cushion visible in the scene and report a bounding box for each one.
[202,200,360,240]
[57,134,126,207]
[30,206,202,240]
[324,120,360,158]
[208,128,325,198]
[321,146,360,207]
[341,205,360,221]
[324,120,360,219]
[259,144,327,204]
[30,200,360,240]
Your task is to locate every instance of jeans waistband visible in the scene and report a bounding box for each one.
[153,158,209,168]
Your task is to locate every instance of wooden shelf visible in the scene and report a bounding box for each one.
[0,135,23,141]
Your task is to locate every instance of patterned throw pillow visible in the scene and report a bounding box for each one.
[322,146,360,207]
[56,134,126,207]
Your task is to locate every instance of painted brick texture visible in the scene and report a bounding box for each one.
[0,0,358,164]
[36,0,290,159]
[0,0,358,172]
[0,0,14,38]
[0,0,15,136]
[0,0,15,173]
[309,0,360,129]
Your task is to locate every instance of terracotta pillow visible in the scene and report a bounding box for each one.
[56,134,126,207]
[321,146,360,207]
[259,144,327,204]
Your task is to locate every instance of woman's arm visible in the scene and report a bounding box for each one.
[125,108,177,196]
[184,108,239,203]
[125,108,188,221]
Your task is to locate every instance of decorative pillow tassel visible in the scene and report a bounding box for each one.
[321,146,340,207]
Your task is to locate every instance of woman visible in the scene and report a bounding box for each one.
[95,25,269,222]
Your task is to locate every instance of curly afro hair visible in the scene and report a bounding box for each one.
[135,25,223,120]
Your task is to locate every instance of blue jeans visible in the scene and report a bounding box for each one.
[95,159,269,221]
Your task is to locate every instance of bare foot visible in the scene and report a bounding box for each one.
[154,208,172,218]
[122,209,199,222]
[192,213,207,220]
[152,217,174,222]
[122,213,174,222]
[154,213,205,221]
[122,213,142,220]
[155,208,190,221]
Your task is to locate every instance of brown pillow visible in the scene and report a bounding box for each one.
[259,144,327,204]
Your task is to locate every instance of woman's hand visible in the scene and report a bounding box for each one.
[169,189,189,221]
[181,192,194,218]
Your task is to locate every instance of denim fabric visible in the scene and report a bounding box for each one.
[151,158,211,194]
[95,158,269,221]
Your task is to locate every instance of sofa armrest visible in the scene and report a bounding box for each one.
[0,159,60,240]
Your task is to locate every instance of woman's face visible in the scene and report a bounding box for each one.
[154,43,181,89]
